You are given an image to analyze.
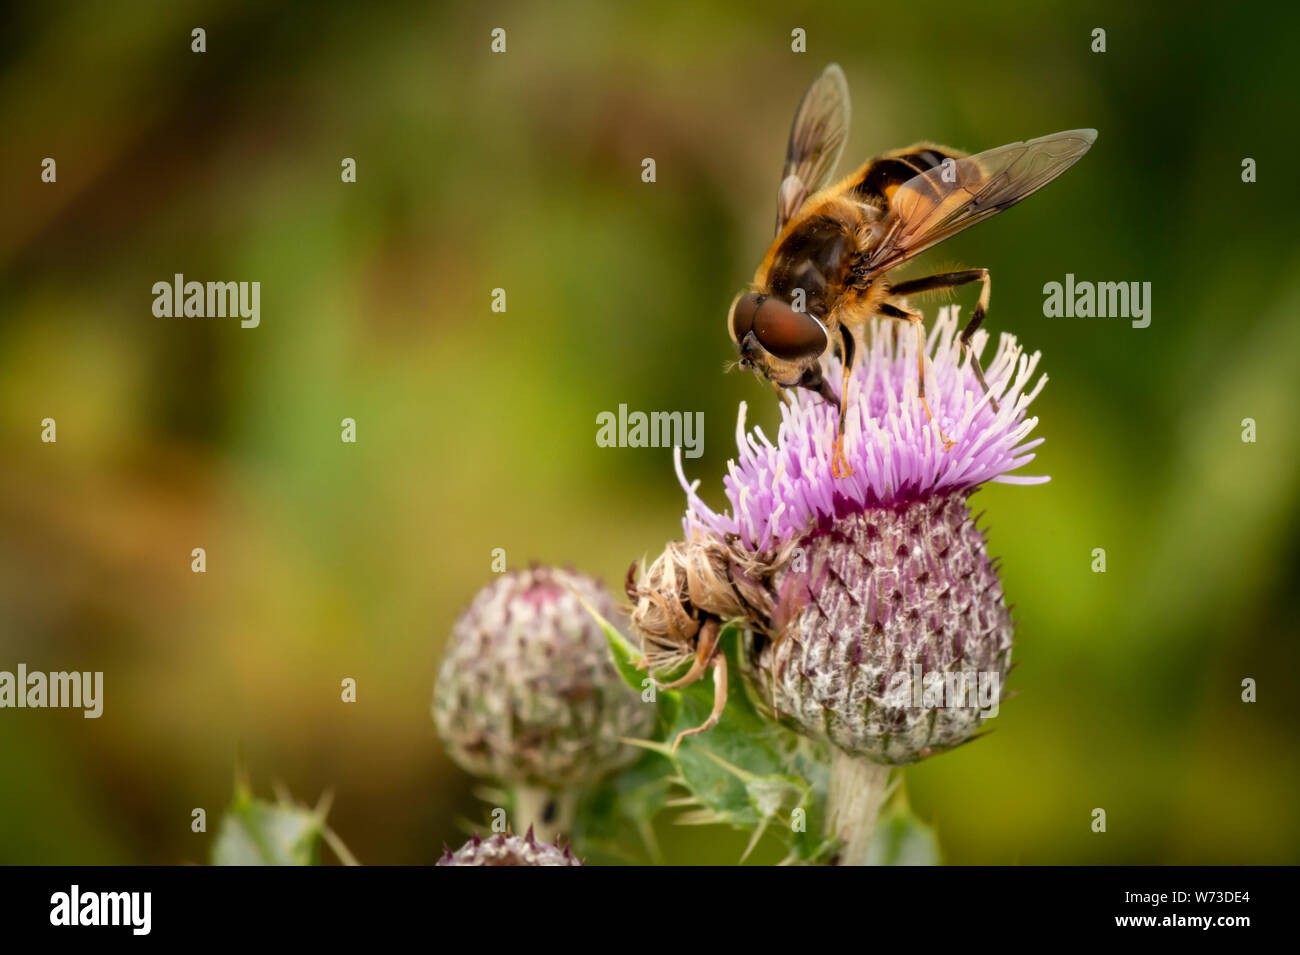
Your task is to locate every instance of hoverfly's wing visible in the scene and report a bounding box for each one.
[864,129,1097,274]
[776,64,851,234]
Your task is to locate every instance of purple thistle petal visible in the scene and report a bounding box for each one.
[681,308,1049,551]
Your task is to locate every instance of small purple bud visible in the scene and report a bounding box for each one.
[432,567,654,789]
[436,832,582,867]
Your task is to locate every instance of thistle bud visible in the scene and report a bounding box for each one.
[745,491,1012,764]
[436,829,581,867]
[432,567,653,792]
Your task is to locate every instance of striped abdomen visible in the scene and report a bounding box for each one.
[847,145,966,207]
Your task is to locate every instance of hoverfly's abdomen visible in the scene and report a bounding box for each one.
[849,147,964,205]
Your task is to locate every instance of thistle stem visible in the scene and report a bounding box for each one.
[513,785,576,844]
[827,749,892,866]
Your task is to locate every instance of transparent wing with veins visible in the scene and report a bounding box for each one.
[776,63,851,234]
[864,128,1098,275]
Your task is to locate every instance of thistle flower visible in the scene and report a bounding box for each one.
[686,308,1047,553]
[436,828,582,867]
[628,307,1046,860]
[433,567,654,839]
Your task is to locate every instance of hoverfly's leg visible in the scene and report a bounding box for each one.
[655,617,720,690]
[799,361,854,478]
[957,271,999,412]
[837,324,857,406]
[671,651,728,751]
[797,361,841,412]
[887,269,999,413]
[879,302,955,451]
[831,326,857,479]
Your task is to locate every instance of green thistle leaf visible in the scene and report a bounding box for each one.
[211,783,326,866]
[865,798,942,866]
[589,608,836,862]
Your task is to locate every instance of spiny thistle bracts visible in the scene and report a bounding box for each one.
[629,309,1044,762]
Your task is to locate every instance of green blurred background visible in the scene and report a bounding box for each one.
[2,0,1297,864]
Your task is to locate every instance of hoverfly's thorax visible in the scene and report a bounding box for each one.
[761,214,855,319]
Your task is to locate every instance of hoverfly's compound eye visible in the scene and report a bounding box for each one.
[729,292,763,345]
[751,297,828,361]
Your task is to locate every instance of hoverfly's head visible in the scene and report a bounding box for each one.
[728,292,829,386]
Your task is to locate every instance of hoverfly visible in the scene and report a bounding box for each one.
[728,64,1095,476]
